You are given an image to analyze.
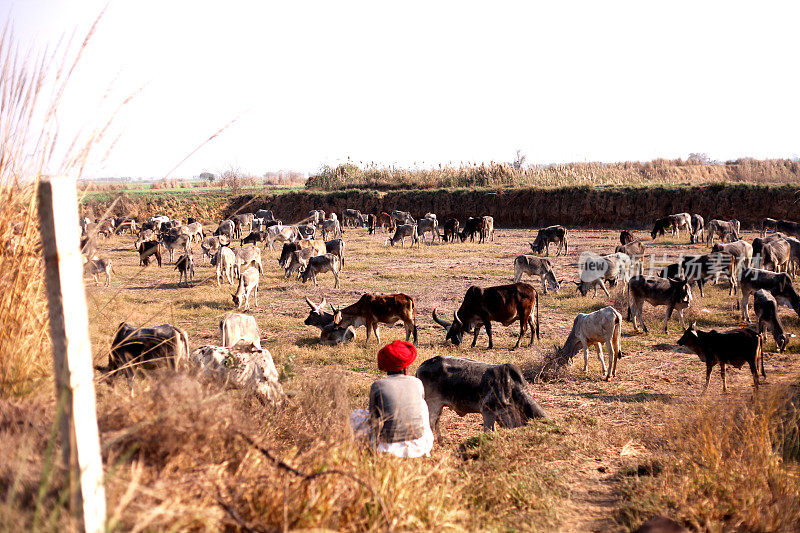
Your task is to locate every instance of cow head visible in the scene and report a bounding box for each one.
[432,308,470,345]
[572,280,592,297]
[676,321,702,356]
[776,333,795,353]
[672,278,693,304]
[304,297,333,328]
[232,293,242,308]
[529,240,542,254]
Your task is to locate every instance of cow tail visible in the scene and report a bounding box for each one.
[613,313,623,358]
[535,292,540,340]
[564,233,568,255]
[410,298,419,344]
[178,329,189,369]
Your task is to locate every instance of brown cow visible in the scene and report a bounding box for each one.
[332,293,418,344]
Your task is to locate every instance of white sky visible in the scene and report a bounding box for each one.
[5,0,800,178]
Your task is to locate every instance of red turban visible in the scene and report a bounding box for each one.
[377,341,417,372]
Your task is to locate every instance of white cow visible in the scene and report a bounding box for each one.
[557,306,623,381]
[220,312,261,349]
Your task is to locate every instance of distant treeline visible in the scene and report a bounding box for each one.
[306,158,800,191]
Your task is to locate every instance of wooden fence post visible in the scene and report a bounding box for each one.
[38,177,106,533]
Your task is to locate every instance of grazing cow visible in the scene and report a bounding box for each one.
[615,240,646,274]
[739,268,800,321]
[265,224,302,250]
[200,235,222,263]
[677,323,762,393]
[255,209,275,221]
[433,283,539,349]
[378,212,394,232]
[278,239,324,268]
[459,217,482,242]
[479,216,494,243]
[366,213,377,235]
[513,255,560,294]
[415,356,548,436]
[627,275,693,334]
[241,230,267,246]
[332,293,418,344]
[325,238,345,268]
[574,252,632,297]
[391,210,415,227]
[284,247,320,279]
[557,306,623,380]
[233,245,264,278]
[751,233,787,262]
[160,233,190,263]
[442,218,460,242]
[114,217,137,235]
[220,311,261,349]
[776,219,800,239]
[135,228,157,251]
[99,323,189,378]
[690,214,705,244]
[706,219,739,246]
[386,224,419,248]
[297,223,316,239]
[785,237,800,277]
[761,218,779,238]
[417,217,439,244]
[342,209,362,227]
[83,257,113,287]
[753,290,793,353]
[299,253,341,288]
[303,297,356,345]
[619,230,635,246]
[214,219,235,241]
[212,246,236,286]
[712,240,753,271]
[761,238,791,273]
[174,254,195,285]
[321,218,342,240]
[659,253,737,297]
[307,210,322,227]
[530,225,568,256]
[232,266,259,310]
[96,218,115,238]
[185,221,204,243]
[138,240,162,267]
[191,345,282,401]
[650,213,691,240]
[231,213,255,239]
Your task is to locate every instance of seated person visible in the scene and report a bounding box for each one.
[350,340,434,458]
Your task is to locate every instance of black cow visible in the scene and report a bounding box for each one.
[459,217,482,242]
[98,323,189,378]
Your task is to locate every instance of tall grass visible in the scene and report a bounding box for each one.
[307,158,800,191]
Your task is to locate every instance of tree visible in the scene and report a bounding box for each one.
[687,153,710,164]
[512,149,527,170]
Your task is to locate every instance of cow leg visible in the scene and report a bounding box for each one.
[364,322,372,342]
[373,325,381,344]
[312,272,318,287]
[514,318,527,349]
[741,293,750,321]
[471,324,483,348]
[253,285,258,308]
[429,402,444,440]
[678,308,686,330]
[483,320,494,349]
[702,364,713,394]
[720,363,727,393]
[582,345,590,373]
[333,270,339,289]
[663,305,675,333]
[481,409,497,431]
[599,280,611,298]
[596,343,607,374]
[529,315,536,346]
[748,360,759,391]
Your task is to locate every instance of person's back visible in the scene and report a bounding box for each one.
[369,374,427,443]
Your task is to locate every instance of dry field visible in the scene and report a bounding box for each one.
[69,222,800,531]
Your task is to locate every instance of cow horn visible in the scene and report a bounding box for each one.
[319,297,327,309]
[305,296,316,309]
[432,308,451,329]
[453,311,462,326]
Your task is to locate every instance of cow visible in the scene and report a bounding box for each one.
[574,252,632,298]
[302,297,356,345]
[415,356,548,437]
[712,240,753,271]
[113,217,137,235]
[96,218,115,238]
[761,238,791,273]
[739,268,800,322]
[174,254,195,285]
[786,237,800,277]
[284,247,320,279]
[659,253,738,297]
[530,225,568,256]
[342,209,363,227]
[220,311,261,349]
[557,306,623,381]
[512,255,560,294]
[753,289,793,353]
[442,218,460,242]
[386,224,419,248]
[160,233,190,263]
[706,219,740,246]
[690,214,705,244]
[432,283,539,349]
[231,213,255,239]
[417,217,439,244]
[185,221,204,243]
[307,210,322,227]
[138,240,162,267]
[265,224,302,250]
[378,212,394,232]
[366,213,377,235]
[83,257,113,287]
[321,218,342,240]
[98,323,189,379]
[297,223,316,239]
[752,233,787,262]
[479,216,494,243]
[651,212,692,240]
[331,293,418,344]
[299,253,341,288]
[232,266,259,310]
[619,230,635,246]
[677,323,762,394]
[214,219,235,241]
[627,275,693,334]
[615,240,646,274]
[278,239,324,268]
[134,228,157,251]
[325,238,345,268]
[200,235,222,263]
[212,246,236,286]
[255,209,275,221]
[761,218,779,238]
[233,245,264,278]
[459,217,482,242]
[242,230,267,246]
[776,219,800,239]
[390,210,415,227]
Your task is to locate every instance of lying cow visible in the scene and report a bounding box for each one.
[627,275,693,333]
[98,322,189,378]
[512,255,560,294]
[220,311,261,349]
[302,297,356,345]
[530,225,568,256]
[557,306,623,381]
[415,355,548,436]
[433,282,539,349]
[677,323,763,394]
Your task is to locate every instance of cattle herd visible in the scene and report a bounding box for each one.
[80,206,800,433]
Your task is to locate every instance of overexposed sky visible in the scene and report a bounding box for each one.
[6,0,800,178]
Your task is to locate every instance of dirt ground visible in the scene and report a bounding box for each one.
[85,223,800,531]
